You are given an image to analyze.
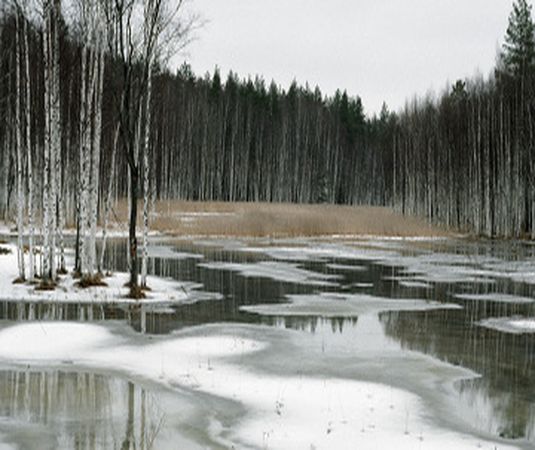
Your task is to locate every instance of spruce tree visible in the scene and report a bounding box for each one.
[501,0,535,76]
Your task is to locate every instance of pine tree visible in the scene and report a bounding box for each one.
[501,0,535,76]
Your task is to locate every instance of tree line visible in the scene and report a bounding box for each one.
[392,0,535,239]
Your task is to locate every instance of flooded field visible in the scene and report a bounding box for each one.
[0,237,533,449]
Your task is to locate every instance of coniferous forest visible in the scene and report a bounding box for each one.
[0,0,535,291]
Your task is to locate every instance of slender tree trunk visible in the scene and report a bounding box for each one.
[128,164,139,292]
[88,49,105,276]
[24,16,35,281]
[15,12,25,281]
[77,44,88,276]
[141,64,152,288]
[99,122,120,273]
[42,3,52,282]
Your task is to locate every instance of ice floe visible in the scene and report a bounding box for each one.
[325,263,367,271]
[198,261,341,286]
[455,293,535,304]
[398,280,433,289]
[241,293,461,317]
[145,244,204,260]
[479,317,535,334]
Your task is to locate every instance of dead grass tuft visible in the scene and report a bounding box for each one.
[12,277,25,284]
[22,245,41,254]
[77,275,108,288]
[127,284,146,300]
[35,280,57,291]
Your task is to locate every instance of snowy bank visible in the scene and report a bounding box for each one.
[0,244,219,305]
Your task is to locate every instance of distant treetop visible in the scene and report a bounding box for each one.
[501,0,535,76]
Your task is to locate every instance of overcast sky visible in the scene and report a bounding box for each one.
[183,0,514,115]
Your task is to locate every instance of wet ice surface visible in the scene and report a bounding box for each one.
[0,236,534,449]
[198,260,341,286]
[146,244,205,260]
[0,369,215,450]
[0,322,519,450]
[325,262,368,271]
[479,317,535,334]
[455,293,535,304]
[241,292,460,317]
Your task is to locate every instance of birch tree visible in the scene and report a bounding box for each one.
[103,0,195,297]
[23,7,35,281]
[14,9,25,282]
[75,0,106,282]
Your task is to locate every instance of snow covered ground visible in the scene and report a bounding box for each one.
[0,321,519,450]
[0,244,219,305]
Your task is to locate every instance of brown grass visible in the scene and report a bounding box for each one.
[127,284,146,299]
[35,280,57,291]
[114,200,450,238]
[76,274,108,288]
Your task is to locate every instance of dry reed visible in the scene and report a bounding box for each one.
[113,200,449,238]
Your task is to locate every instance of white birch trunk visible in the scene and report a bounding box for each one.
[15,12,25,281]
[88,48,104,276]
[141,64,152,287]
[51,2,62,277]
[78,44,89,276]
[99,122,120,273]
[48,0,63,280]
[24,16,35,281]
[42,2,51,281]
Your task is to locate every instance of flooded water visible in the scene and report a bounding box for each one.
[0,237,534,449]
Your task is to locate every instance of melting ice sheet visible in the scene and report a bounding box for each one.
[198,261,341,286]
[234,238,534,285]
[241,293,461,317]
[455,293,535,304]
[0,322,520,450]
[146,244,204,260]
[479,317,535,334]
